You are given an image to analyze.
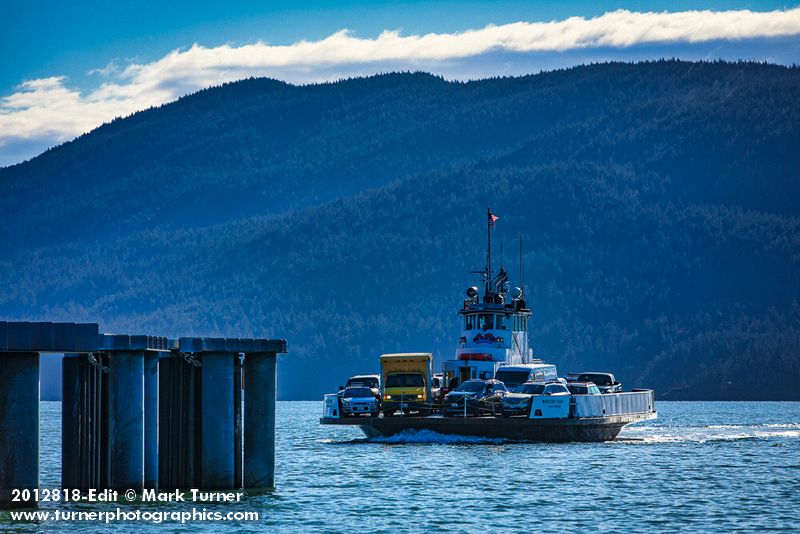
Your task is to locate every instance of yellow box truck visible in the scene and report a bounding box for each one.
[380,353,433,416]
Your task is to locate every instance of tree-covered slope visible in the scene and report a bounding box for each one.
[1,60,798,400]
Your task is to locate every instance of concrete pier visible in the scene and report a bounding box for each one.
[0,351,40,508]
[144,352,158,489]
[107,351,144,491]
[0,322,286,502]
[243,352,277,490]
[200,352,235,489]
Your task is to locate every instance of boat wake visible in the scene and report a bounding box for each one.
[321,429,510,445]
[368,429,508,445]
[618,422,800,444]
[322,424,800,446]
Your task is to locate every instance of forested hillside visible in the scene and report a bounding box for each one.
[1,60,798,400]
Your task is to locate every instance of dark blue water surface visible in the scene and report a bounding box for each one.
[3,401,799,532]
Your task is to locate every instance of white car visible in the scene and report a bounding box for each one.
[501,381,570,416]
[566,382,602,395]
[340,387,379,417]
[542,383,571,396]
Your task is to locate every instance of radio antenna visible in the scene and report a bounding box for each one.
[486,208,491,297]
[519,234,524,299]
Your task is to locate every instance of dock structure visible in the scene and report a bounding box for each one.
[0,321,286,508]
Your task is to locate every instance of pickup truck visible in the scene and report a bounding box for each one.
[576,372,622,394]
[341,374,381,400]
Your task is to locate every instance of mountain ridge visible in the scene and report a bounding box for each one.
[1,60,798,400]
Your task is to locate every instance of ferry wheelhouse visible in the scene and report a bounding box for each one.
[442,210,556,391]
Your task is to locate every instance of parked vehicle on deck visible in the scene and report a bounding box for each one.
[443,379,508,416]
[381,353,433,416]
[431,374,444,403]
[342,374,381,399]
[542,383,571,396]
[494,364,558,392]
[340,387,379,417]
[500,381,547,416]
[576,372,621,393]
[566,382,601,395]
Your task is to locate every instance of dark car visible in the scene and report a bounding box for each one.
[443,379,508,417]
[500,381,546,416]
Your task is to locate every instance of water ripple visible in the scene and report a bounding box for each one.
[2,401,798,533]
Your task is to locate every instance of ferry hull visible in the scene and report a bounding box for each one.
[320,412,656,442]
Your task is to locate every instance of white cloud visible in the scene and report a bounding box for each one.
[2,7,800,167]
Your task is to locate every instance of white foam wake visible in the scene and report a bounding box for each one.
[619,422,800,444]
[369,429,508,445]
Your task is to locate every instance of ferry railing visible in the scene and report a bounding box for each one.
[322,389,655,419]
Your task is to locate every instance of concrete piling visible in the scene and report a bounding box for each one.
[144,352,158,489]
[92,353,105,489]
[107,351,144,491]
[61,354,83,489]
[234,354,243,489]
[158,354,203,489]
[158,356,181,489]
[200,352,235,489]
[0,351,40,508]
[182,357,200,488]
[243,352,277,490]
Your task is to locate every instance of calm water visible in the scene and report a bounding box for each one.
[2,401,799,532]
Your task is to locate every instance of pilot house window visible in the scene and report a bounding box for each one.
[465,315,477,330]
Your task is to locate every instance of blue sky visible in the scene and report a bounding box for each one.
[2,0,796,93]
[1,0,799,166]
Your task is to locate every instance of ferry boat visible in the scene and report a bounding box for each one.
[321,210,656,442]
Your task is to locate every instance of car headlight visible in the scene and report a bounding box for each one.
[384,395,391,400]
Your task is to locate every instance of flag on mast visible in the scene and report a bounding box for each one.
[488,210,499,227]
